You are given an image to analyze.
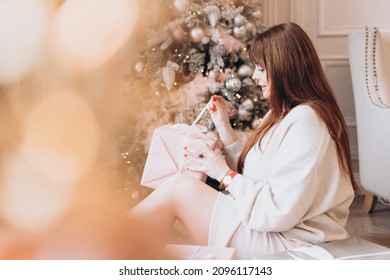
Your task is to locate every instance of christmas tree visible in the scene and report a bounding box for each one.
[114,0,268,202]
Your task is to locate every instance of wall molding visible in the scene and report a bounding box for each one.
[289,0,304,25]
[320,56,350,77]
[318,0,355,37]
[262,0,280,26]
[318,0,390,37]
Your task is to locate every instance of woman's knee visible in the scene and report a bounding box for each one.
[159,173,212,206]
[160,173,206,192]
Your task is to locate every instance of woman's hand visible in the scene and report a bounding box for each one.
[183,136,230,182]
[207,95,230,131]
[207,95,238,147]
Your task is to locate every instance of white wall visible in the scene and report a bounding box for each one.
[262,0,390,177]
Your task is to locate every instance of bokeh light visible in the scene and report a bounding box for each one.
[0,0,49,84]
[50,0,139,74]
[1,92,101,233]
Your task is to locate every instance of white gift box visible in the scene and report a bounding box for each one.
[141,103,217,189]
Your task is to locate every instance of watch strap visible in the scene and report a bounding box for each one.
[220,170,238,189]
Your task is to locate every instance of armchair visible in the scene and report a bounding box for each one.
[348,26,390,213]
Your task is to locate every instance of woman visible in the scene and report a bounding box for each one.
[129,22,360,259]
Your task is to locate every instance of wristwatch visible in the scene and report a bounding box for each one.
[220,170,238,189]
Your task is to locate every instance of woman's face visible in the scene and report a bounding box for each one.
[252,65,271,99]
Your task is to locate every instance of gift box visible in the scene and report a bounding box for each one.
[140,123,216,189]
[141,102,218,189]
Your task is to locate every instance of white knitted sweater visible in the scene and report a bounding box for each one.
[222,105,355,245]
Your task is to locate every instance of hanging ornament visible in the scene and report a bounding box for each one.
[245,22,256,37]
[225,77,242,92]
[204,5,221,28]
[233,26,247,39]
[240,98,254,111]
[253,10,263,19]
[228,104,238,119]
[238,64,253,78]
[160,61,179,91]
[238,108,251,121]
[208,70,218,80]
[173,0,189,12]
[134,61,144,73]
[160,37,174,50]
[173,26,185,42]
[190,27,205,43]
[234,14,247,27]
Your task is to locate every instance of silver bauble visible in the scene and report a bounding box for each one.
[225,77,242,92]
[238,108,251,121]
[240,98,254,111]
[233,26,247,39]
[234,14,247,27]
[245,22,256,36]
[190,27,205,43]
[238,64,253,78]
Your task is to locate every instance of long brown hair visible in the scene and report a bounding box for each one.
[238,22,361,195]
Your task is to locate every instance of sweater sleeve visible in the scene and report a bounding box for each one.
[226,107,332,232]
[222,140,244,171]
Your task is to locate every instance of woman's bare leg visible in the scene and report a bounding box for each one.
[128,174,219,246]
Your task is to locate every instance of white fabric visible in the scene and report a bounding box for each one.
[348,26,390,201]
[208,105,355,259]
[254,237,390,260]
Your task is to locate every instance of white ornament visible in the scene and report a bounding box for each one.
[160,37,174,50]
[173,26,185,41]
[134,61,144,73]
[238,108,251,121]
[208,70,218,80]
[234,14,247,27]
[225,77,242,92]
[240,98,254,111]
[245,22,256,37]
[160,61,179,91]
[253,10,263,19]
[238,64,253,77]
[173,0,189,12]
[204,5,220,28]
[233,26,247,39]
[190,27,205,43]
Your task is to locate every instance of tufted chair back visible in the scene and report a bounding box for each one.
[348,26,390,212]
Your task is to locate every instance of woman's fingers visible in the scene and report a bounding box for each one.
[183,137,218,162]
[208,95,227,113]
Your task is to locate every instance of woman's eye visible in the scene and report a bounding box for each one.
[256,66,264,72]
